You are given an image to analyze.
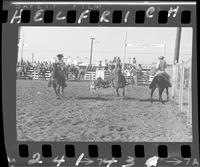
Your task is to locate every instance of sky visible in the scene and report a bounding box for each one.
[18,27,193,65]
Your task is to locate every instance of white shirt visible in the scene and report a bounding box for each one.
[156,60,167,72]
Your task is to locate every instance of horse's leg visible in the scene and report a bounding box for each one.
[61,87,64,97]
[150,87,156,103]
[159,88,165,104]
[158,88,162,101]
[53,84,58,97]
[122,87,125,97]
[116,88,119,96]
[62,84,65,97]
[166,87,169,101]
[57,85,61,99]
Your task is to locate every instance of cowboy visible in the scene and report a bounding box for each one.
[48,54,67,87]
[132,57,137,67]
[155,56,171,86]
[115,57,122,69]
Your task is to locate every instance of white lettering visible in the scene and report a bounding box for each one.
[103,158,118,167]
[75,153,84,166]
[168,6,179,17]
[34,9,43,22]
[124,11,130,23]
[184,158,190,165]
[10,9,23,24]
[78,10,89,24]
[146,7,155,18]
[192,158,199,166]
[53,156,65,167]
[100,10,111,22]
[122,156,135,167]
[28,153,42,165]
[56,11,66,20]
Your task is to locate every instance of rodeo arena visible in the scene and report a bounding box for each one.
[17,29,192,142]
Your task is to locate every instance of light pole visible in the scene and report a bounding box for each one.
[123,32,128,72]
[18,34,28,66]
[89,37,99,65]
[89,37,95,65]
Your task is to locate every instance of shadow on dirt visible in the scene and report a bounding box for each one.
[139,98,169,103]
[76,96,112,101]
[123,97,138,100]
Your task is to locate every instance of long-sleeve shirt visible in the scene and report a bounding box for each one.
[156,60,167,72]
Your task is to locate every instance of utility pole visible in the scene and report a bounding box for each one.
[89,37,95,65]
[123,32,128,72]
[172,27,182,99]
[174,27,182,64]
[20,34,25,66]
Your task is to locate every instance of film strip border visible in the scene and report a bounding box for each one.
[1,3,195,26]
[3,2,198,167]
[18,144,191,158]
[7,143,200,167]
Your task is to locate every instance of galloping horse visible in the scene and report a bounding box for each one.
[52,63,66,99]
[111,64,127,97]
[149,73,171,104]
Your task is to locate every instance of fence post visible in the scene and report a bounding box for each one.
[179,61,184,112]
[172,64,178,99]
[135,73,138,86]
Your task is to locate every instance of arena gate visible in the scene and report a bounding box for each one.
[171,58,192,125]
[84,71,96,80]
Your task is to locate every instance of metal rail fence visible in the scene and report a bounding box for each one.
[171,58,192,125]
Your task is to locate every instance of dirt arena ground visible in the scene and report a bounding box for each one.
[16,80,192,142]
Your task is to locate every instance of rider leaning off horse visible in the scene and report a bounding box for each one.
[154,56,171,86]
[48,54,67,87]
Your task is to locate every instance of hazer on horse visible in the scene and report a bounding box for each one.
[149,56,172,104]
[48,54,68,99]
[111,58,127,97]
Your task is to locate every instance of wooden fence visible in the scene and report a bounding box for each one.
[171,58,192,125]
[84,71,96,80]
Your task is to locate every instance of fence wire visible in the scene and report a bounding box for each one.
[171,58,192,125]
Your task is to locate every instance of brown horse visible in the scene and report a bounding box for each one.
[149,73,171,104]
[111,64,127,97]
[52,63,66,99]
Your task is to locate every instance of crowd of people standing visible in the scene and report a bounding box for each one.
[16,56,144,80]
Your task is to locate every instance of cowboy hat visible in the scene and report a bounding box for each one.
[57,54,64,58]
[158,56,165,59]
